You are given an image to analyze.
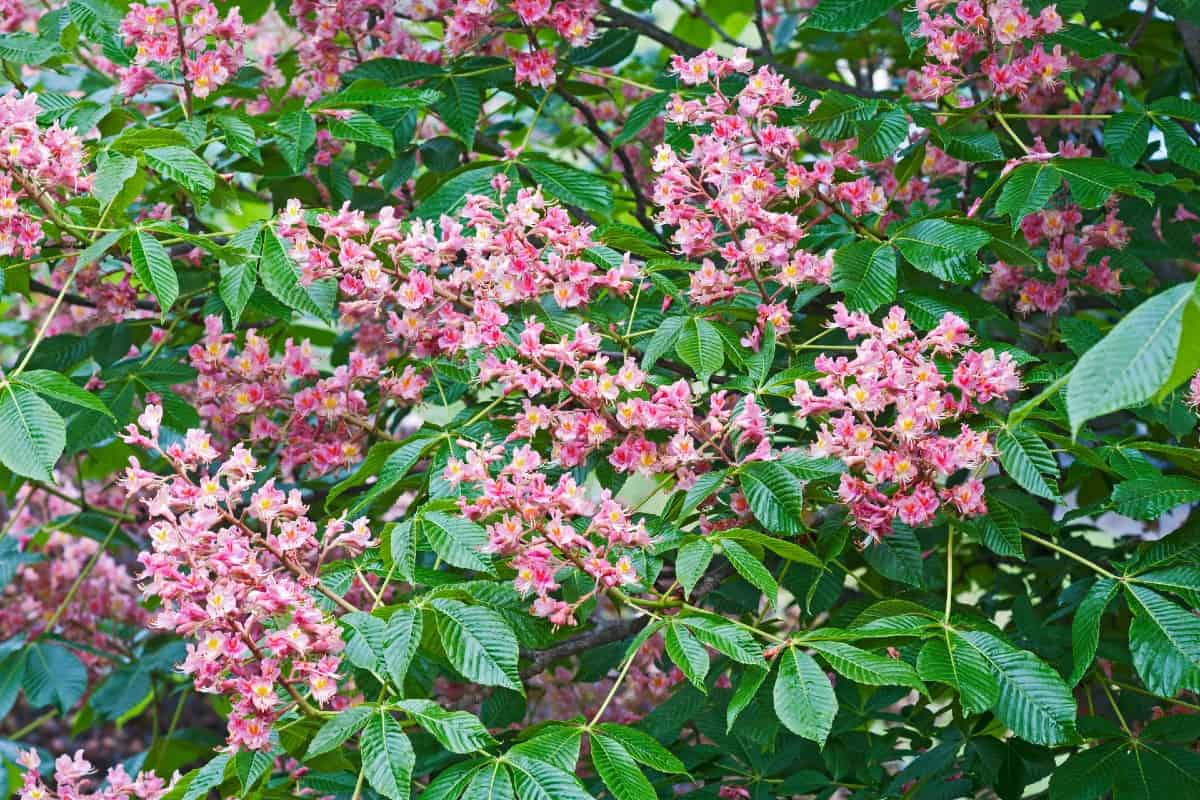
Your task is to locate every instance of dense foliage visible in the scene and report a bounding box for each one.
[2,0,1200,797]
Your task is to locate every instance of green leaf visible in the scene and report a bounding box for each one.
[92,152,138,208]
[234,750,271,793]
[523,158,613,215]
[349,436,434,514]
[432,598,522,692]
[422,511,494,574]
[801,92,878,140]
[130,231,180,317]
[593,723,686,774]
[144,146,216,203]
[306,705,375,758]
[275,111,316,173]
[22,642,86,711]
[773,646,837,746]
[738,460,804,536]
[832,239,897,312]
[892,219,990,283]
[216,113,261,164]
[311,85,440,110]
[613,93,670,147]
[0,383,66,482]
[961,504,1022,558]
[1067,281,1200,434]
[1070,578,1118,686]
[258,228,332,321]
[463,764,514,800]
[720,528,823,567]
[569,28,637,66]
[414,163,501,220]
[1105,112,1151,167]
[0,33,64,64]
[507,755,593,800]
[219,258,257,326]
[395,699,496,753]
[384,606,422,688]
[1045,24,1131,58]
[853,108,908,162]
[328,112,396,155]
[182,754,231,800]
[664,620,709,690]
[342,611,387,672]
[1112,476,1200,520]
[806,640,925,691]
[995,162,1061,231]
[726,667,767,732]
[938,129,1004,162]
[675,538,713,598]
[680,614,765,666]
[1049,742,1123,800]
[718,538,779,603]
[957,631,1078,746]
[508,726,582,773]
[1125,584,1200,697]
[805,0,898,31]
[590,733,656,800]
[434,78,482,147]
[997,425,1061,501]
[1052,157,1155,209]
[15,370,114,419]
[674,317,724,379]
[917,635,998,715]
[361,712,415,800]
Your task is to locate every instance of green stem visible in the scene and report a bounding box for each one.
[1020,531,1121,581]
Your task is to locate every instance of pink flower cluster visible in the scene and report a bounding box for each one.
[908,0,1066,102]
[1188,369,1200,412]
[447,436,648,625]
[118,0,247,100]
[441,0,598,58]
[391,180,637,353]
[792,304,1021,542]
[1,529,146,677]
[188,315,413,478]
[16,750,173,800]
[983,202,1128,314]
[122,406,375,750]
[0,91,91,257]
[290,0,437,101]
[652,50,915,339]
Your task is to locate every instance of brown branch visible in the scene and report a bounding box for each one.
[518,563,736,677]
